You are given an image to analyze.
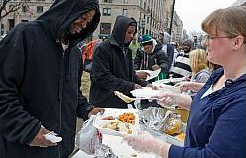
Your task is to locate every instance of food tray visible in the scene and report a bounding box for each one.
[93,108,140,137]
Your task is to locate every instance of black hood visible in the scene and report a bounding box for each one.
[36,0,100,45]
[109,15,137,47]
[154,41,163,52]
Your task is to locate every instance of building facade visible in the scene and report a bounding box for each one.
[1,0,183,42]
[232,0,246,6]
[163,0,183,43]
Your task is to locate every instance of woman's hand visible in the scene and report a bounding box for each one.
[124,131,170,158]
[154,92,192,110]
[175,81,205,93]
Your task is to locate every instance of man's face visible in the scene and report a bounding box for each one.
[143,44,153,53]
[125,25,136,44]
[68,10,95,34]
[183,42,191,53]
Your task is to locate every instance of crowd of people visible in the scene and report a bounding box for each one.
[0,0,245,157]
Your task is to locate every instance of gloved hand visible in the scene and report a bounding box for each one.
[154,92,192,110]
[154,92,179,107]
[124,131,170,157]
[175,81,205,93]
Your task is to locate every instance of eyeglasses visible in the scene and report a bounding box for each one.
[203,34,236,41]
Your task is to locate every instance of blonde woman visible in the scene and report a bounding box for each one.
[190,49,211,83]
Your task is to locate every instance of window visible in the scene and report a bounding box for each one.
[103,0,112,3]
[21,20,29,23]
[8,19,15,30]
[100,23,111,34]
[122,9,127,16]
[37,6,43,13]
[123,0,128,3]
[22,6,27,12]
[103,8,111,16]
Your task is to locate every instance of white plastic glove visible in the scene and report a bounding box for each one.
[155,92,179,107]
[154,92,192,110]
[124,131,170,157]
[175,81,205,93]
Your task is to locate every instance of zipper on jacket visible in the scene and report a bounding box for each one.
[57,48,65,158]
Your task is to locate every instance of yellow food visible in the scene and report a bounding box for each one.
[165,120,182,135]
[102,121,120,131]
[177,133,185,141]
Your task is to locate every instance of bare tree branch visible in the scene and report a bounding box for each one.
[0,0,26,19]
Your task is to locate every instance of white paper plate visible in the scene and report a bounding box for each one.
[130,87,160,98]
[152,83,180,94]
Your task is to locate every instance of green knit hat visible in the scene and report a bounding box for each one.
[141,34,153,46]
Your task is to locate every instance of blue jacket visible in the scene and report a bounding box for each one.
[169,68,246,158]
[0,0,100,158]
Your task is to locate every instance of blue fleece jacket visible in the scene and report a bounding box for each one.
[169,68,246,158]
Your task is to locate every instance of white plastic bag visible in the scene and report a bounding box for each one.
[76,115,102,155]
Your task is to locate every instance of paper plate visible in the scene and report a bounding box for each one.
[130,87,160,98]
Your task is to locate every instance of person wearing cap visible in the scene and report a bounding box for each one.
[170,39,193,78]
[134,34,169,81]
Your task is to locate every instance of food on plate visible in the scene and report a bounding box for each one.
[176,133,185,141]
[102,121,120,131]
[125,123,132,134]
[101,116,114,120]
[118,112,135,124]
[152,85,164,90]
[102,121,133,134]
[114,91,134,103]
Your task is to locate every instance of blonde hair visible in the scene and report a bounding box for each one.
[201,6,246,43]
[190,49,208,74]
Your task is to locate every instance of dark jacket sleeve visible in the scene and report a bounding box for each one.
[134,48,142,70]
[156,49,169,73]
[92,44,135,94]
[76,53,93,121]
[0,34,41,145]
[167,44,174,71]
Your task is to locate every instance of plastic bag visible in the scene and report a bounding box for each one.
[76,115,102,155]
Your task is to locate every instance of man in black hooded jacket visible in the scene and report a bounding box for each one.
[89,16,149,108]
[0,0,104,158]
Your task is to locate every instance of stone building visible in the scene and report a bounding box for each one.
[1,0,183,42]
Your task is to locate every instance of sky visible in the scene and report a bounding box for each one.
[174,0,235,34]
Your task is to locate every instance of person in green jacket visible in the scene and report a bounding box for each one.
[129,36,140,60]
